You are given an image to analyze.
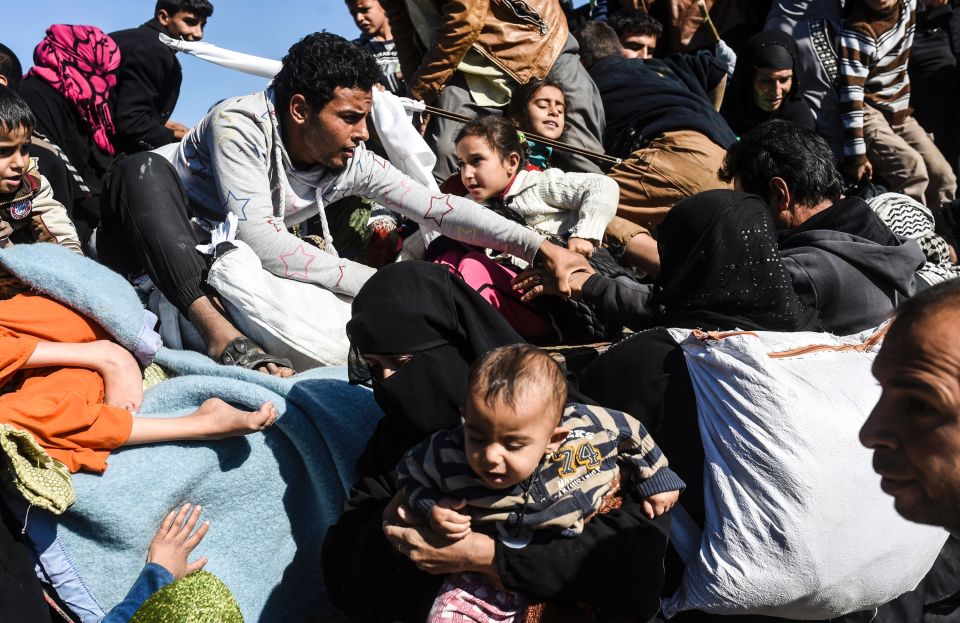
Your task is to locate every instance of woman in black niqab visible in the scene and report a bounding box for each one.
[346,261,525,474]
[651,188,819,332]
[325,261,671,622]
[720,30,816,137]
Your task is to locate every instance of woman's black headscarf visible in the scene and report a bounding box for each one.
[347,261,524,473]
[650,189,820,332]
[721,30,816,136]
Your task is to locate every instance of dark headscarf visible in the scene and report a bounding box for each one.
[721,30,816,136]
[650,189,820,332]
[347,261,524,473]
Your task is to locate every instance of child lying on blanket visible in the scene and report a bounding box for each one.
[0,291,276,473]
[395,345,684,621]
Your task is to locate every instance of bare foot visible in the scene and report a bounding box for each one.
[93,340,144,412]
[255,362,295,378]
[194,398,277,440]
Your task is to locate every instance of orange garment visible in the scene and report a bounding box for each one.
[0,292,133,473]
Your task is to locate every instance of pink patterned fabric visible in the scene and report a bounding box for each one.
[27,24,120,155]
[432,246,556,342]
[428,572,526,623]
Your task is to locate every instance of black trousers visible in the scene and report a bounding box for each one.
[97,152,210,315]
[0,498,52,622]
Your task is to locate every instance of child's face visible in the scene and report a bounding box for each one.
[456,135,519,203]
[348,0,390,39]
[0,125,30,195]
[463,390,566,490]
[525,85,565,140]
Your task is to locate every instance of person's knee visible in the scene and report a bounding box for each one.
[112,152,179,193]
[926,151,957,189]
[893,147,929,185]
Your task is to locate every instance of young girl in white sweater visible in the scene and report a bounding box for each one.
[453,115,619,260]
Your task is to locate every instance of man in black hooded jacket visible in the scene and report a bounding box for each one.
[108,0,214,154]
[719,120,926,334]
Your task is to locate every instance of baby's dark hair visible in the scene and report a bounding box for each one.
[506,78,566,137]
[0,85,35,135]
[468,344,567,423]
[454,115,528,165]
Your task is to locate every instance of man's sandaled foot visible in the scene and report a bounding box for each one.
[194,398,277,440]
[217,337,295,377]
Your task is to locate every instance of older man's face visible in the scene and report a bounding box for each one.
[860,312,960,532]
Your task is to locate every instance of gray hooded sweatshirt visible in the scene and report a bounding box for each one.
[154,90,545,297]
[778,196,927,335]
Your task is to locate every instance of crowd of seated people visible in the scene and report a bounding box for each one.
[3,0,960,621]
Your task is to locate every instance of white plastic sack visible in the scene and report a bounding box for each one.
[206,241,352,370]
[662,327,948,620]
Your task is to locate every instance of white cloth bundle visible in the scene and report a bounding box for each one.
[206,241,352,369]
[663,326,948,619]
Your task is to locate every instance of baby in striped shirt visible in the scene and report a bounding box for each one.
[397,344,684,622]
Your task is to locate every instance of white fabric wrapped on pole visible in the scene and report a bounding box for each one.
[662,326,948,619]
[159,33,281,77]
[370,88,440,257]
[206,241,352,370]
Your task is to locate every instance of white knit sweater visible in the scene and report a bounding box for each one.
[502,168,619,243]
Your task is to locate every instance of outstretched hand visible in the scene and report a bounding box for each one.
[528,240,592,298]
[147,503,210,580]
[514,242,595,303]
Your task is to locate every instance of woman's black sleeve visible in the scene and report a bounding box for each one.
[579,274,655,332]
[321,472,441,622]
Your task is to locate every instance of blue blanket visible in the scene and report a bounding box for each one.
[0,244,382,622]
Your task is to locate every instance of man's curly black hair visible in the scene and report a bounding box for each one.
[273,32,379,115]
[719,120,844,207]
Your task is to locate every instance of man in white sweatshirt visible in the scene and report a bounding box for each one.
[96,32,579,374]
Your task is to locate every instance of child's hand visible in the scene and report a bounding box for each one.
[147,503,210,581]
[566,237,595,259]
[642,490,680,519]
[0,220,13,248]
[428,499,472,541]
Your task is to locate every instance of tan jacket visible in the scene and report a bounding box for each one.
[0,159,82,254]
[382,0,569,103]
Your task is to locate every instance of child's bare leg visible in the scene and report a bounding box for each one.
[125,399,277,445]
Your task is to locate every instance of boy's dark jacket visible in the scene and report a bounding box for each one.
[108,18,181,154]
[589,52,737,158]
